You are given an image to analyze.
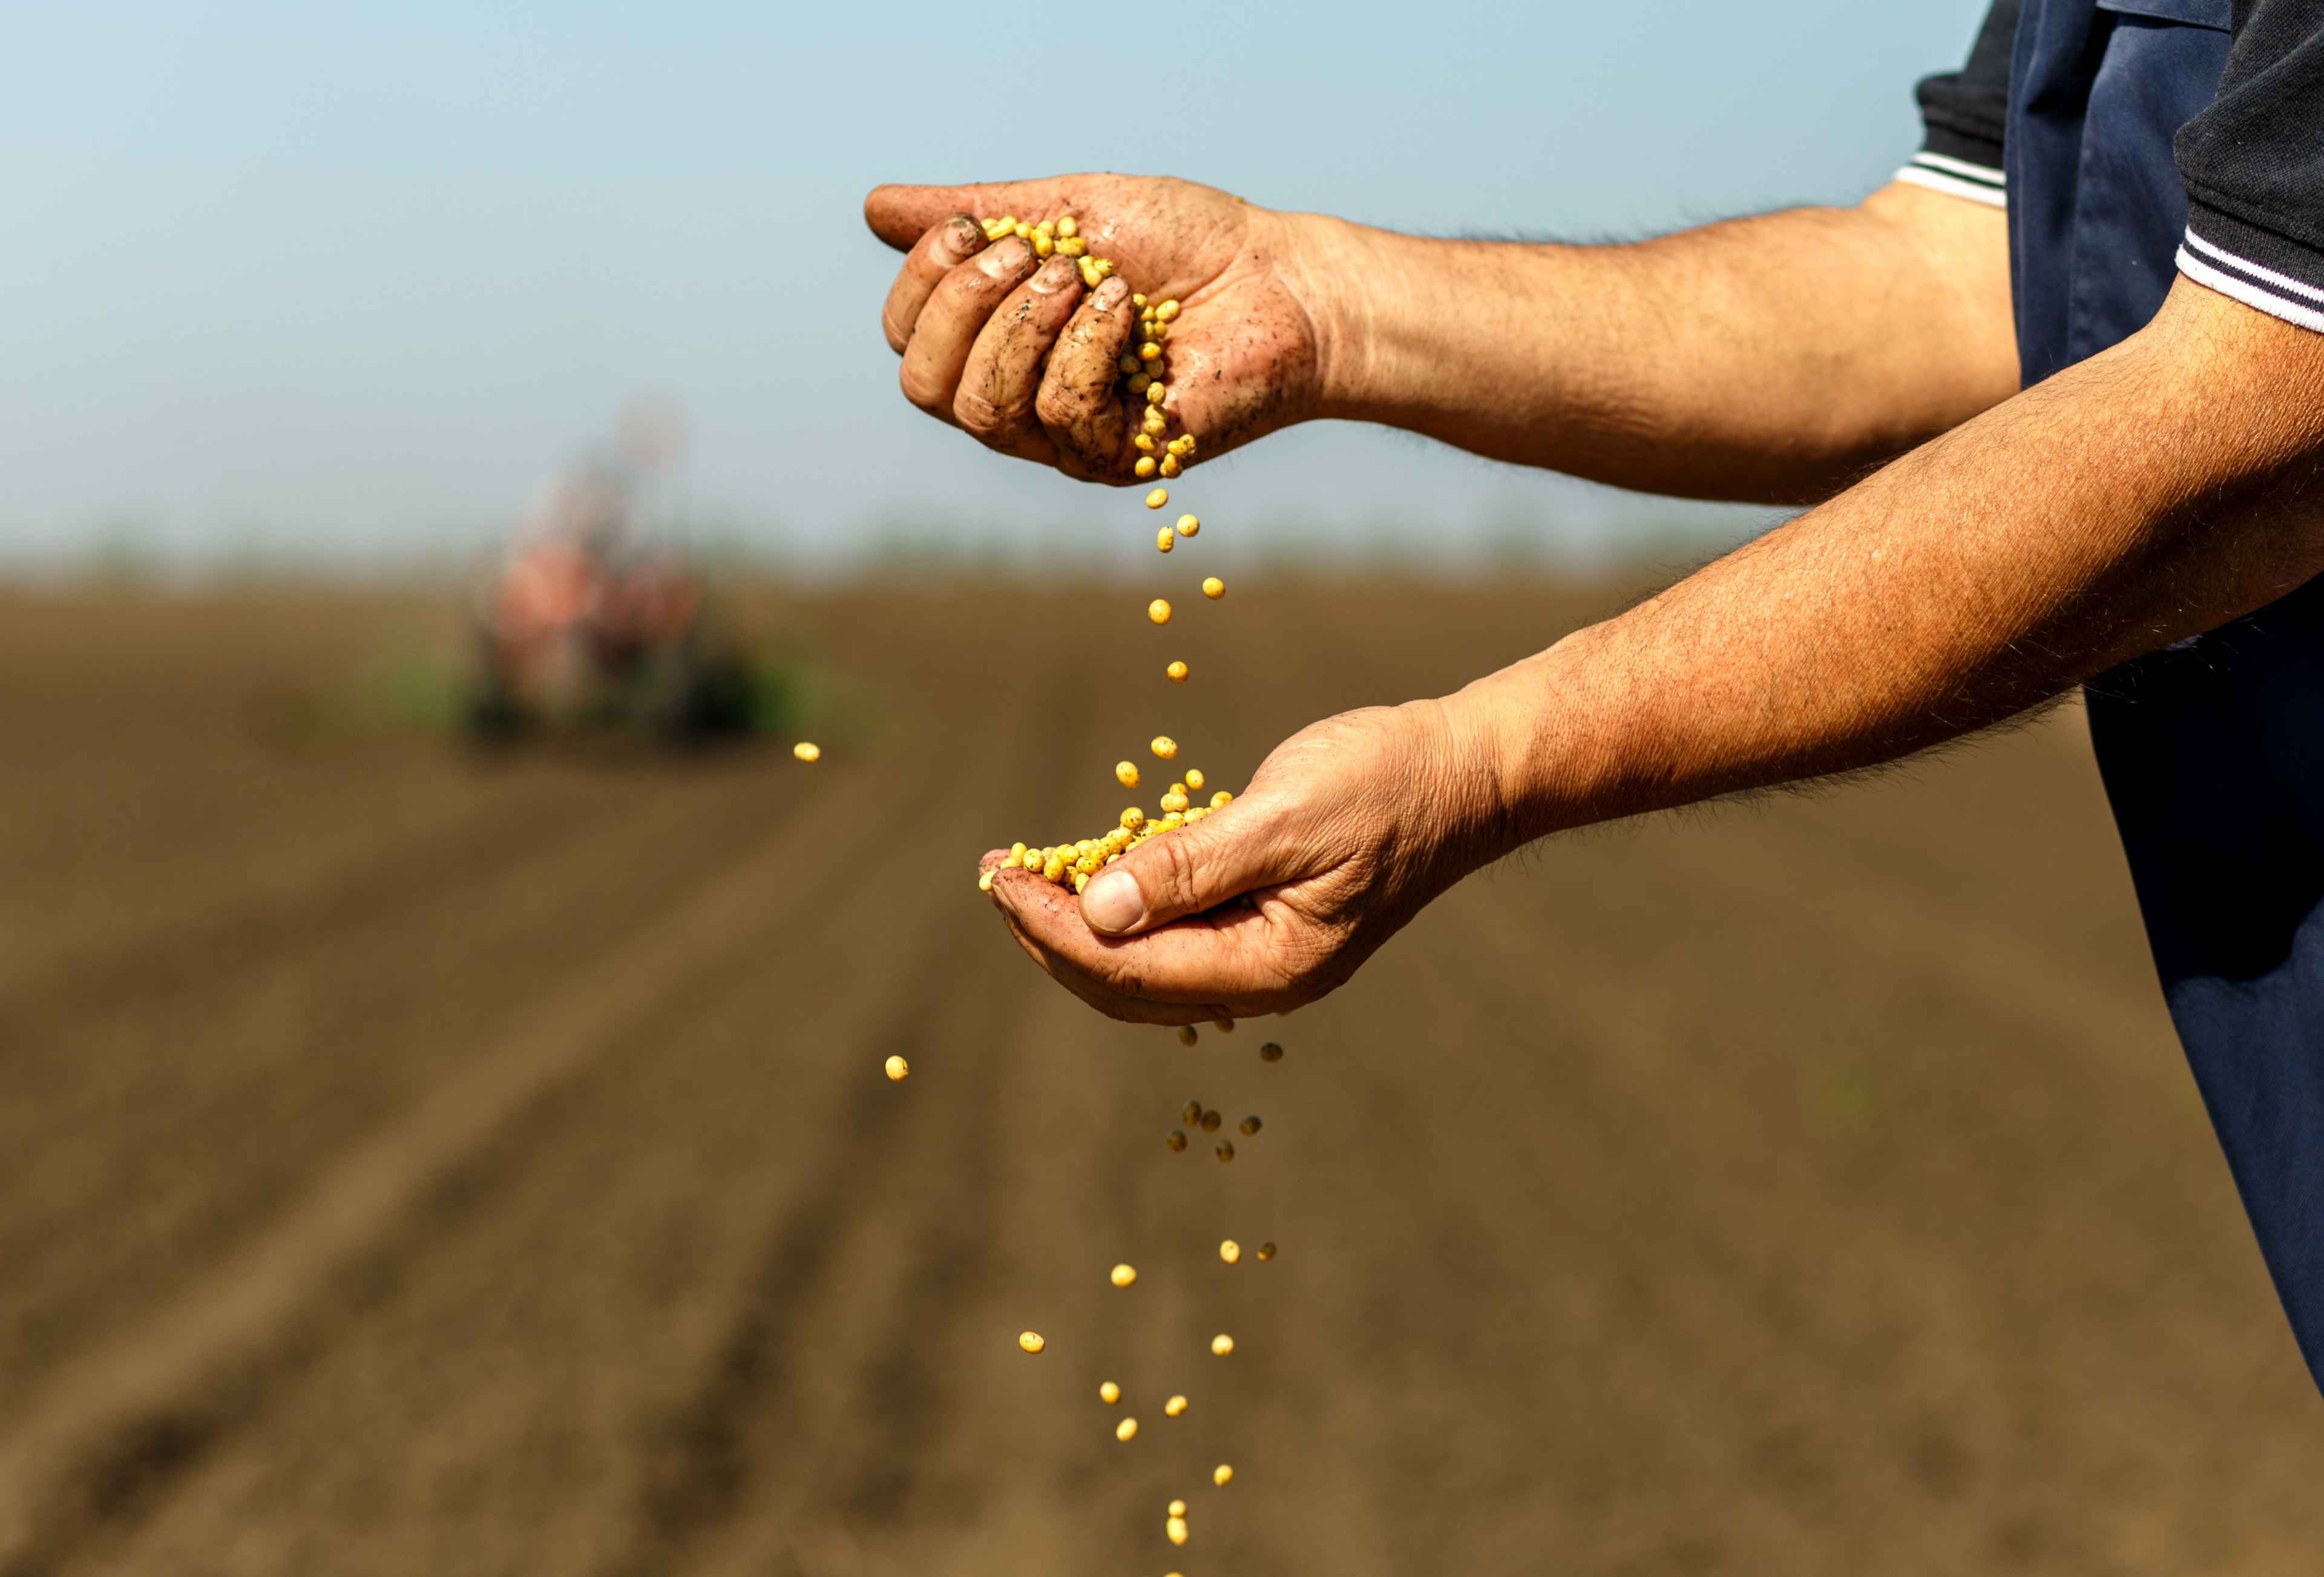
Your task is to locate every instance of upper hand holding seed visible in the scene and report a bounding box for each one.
[864,174,1330,482]
[979,700,1506,1024]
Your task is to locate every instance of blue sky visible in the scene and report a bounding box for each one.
[0,1,1991,570]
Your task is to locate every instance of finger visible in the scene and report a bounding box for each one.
[1077,797,1300,937]
[1036,276,1140,479]
[864,179,1084,251]
[899,236,1040,422]
[954,255,1085,459]
[882,215,986,355]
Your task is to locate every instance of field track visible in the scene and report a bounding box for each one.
[1,578,2319,1576]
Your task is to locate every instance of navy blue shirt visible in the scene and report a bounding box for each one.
[1914,0,2324,1393]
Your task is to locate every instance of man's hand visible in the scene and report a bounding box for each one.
[864,174,1330,482]
[979,700,1504,1024]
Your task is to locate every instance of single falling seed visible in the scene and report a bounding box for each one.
[1117,1417,1139,1442]
[1259,1041,1285,1062]
[1164,1394,1189,1418]
[883,1055,910,1082]
[1177,1025,1198,1048]
[1166,1128,1188,1152]
[1239,1115,1262,1136]
[1210,1332,1235,1357]
[1219,1239,1241,1264]
[1213,1463,1235,1487]
[1166,1515,1189,1546]
[1256,1242,1277,1261]
[1151,735,1179,760]
[1168,1499,1188,1518]
[1166,660,1189,683]
[1198,1109,1221,1133]
[1100,1380,1121,1405]
[1149,599,1172,625]
[1135,455,1158,479]
[1146,487,1169,510]
[1019,1331,1046,1355]
[1181,1100,1204,1125]
[976,869,994,892]
[1185,768,1206,792]
[1201,576,1225,600]
[1116,759,1142,788]
[1175,513,1200,538]
[792,741,821,762]
[1216,1141,1235,1163]
[1156,526,1175,553]
[1109,1263,1138,1288]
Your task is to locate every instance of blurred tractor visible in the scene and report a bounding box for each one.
[467,406,759,744]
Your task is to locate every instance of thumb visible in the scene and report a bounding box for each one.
[1079,803,1285,937]
[862,178,1075,251]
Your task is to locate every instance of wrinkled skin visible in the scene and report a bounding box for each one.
[864,175,1327,482]
[979,701,1505,1026]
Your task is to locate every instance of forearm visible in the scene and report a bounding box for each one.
[1454,280,2324,846]
[1295,185,2018,505]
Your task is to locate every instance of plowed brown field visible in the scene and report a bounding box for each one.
[2,577,2319,1577]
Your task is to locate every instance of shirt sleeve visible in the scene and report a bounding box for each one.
[2174,0,2324,332]
[1898,0,2020,208]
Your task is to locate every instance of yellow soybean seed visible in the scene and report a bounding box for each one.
[1178,1025,1199,1047]
[1166,1128,1187,1151]
[1135,456,1158,479]
[1099,1379,1120,1404]
[1202,576,1225,599]
[1164,1394,1188,1418]
[1116,760,1141,788]
[1157,298,1180,321]
[1143,408,1168,435]
[1151,735,1178,759]
[1256,1242,1277,1260]
[1117,1417,1138,1441]
[1210,789,1233,809]
[1043,852,1066,881]
[1166,1515,1189,1546]
[1239,1115,1262,1135]
[1158,455,1181,478]
[1139,341,1162,362]
[1157,526,1175,553]
[1132,292,1147,309]
[1134,433,1157,453]
[977,869,994,892]
[1118,353,1142,376]
[1057,215,1078,238]
[1059,235,1086,257]
[1166,660,1189,682]
[792,741,821,762]
[1032,232,1053,257]
[1121,805,1146,831]
[1149,599,1172,625]
[1259,1041,1284,1062]
[1146,381,1167,406]
[1181,1099,1203,1125]
[1146,487,1169,509]
[1211,1333,1235,1356]
[1219,1239,1241,1264]
[1019,1331,1046,1355]
[1184,768,1205,790]
[1128,372,1151,394]
[1215,1141,1235,1162]
[1159,790,1189,814]
[1110,1263,1138,1288]
[1213,1463,1234,1486]
[1175,513,1199,537]
[884,1055,910,1081]
[1169,1498,1188,1518]
[1199,1108,1221,1132]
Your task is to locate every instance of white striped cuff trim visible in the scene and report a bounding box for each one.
[1896,165,2007,209]
[1911,151,2007,186]
[2176,231,2324,335]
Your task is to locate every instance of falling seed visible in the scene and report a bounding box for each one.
[1215,1141,1235,1163]
[1168,1499,1188,1518]
[1100,1380,1121,1405]
[1213,1463,1234,1487]
[1181,1101,1203,1125]
[1019,1331,1046,1355]
[883,1055,910,1082]
[792,740,821,762]
[1166,1129,1188,1152]
[1166,1515,1189,1546]
[1256,1242,1276,1261]
[1210,1332,1235,1356]
[1212,1016,1232,1032]
[1259,1041,1284,1062]
[1110,1263,1138,1288]
[1177,1025,1198,1047]
[1117,1417,1139,1441]
[1164,1394,1189,1417]
[1198,1109,1221,1133]
[1219,1239,1241,1264]
[1239,1115,1262,1136]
